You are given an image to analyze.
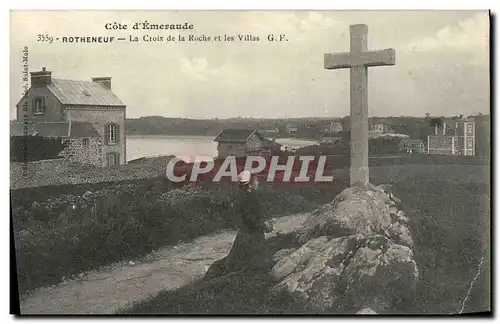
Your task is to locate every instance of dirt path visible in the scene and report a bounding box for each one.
[19,213,308,315]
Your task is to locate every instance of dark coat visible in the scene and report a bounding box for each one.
[232,187,266,232]
[223,187,266,272]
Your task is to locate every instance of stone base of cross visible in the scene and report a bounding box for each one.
[324,24,395,186]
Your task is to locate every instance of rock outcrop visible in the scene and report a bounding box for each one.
[270,183,418,314]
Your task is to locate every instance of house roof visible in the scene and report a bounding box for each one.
[69,122,101,138]
[378,133,410,139]
[262,138,282,148]
[214,129,264,142]
[10,121,100,138]
[399,139,424,146]
[45,79,125,106]
[319,137,342,145]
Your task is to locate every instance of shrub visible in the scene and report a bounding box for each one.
[10,136,67,162]
[13,184,318,293]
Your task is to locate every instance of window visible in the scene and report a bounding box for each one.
[33,97,45,115]
[467,124,473,135]
[105,124,119,145]
[107,153,119,167]
[82,138,89,146]
[467,138,473,148]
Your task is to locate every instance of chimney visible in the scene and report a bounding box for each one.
[30,67,52,87]
[92,77,112,90]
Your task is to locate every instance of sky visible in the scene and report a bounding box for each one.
[9,10,490,119]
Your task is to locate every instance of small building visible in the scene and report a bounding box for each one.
[10,121,103,166]
[371,123,385,133]
[285,124,298,134]
[317,124,330,133]
[260,128,279,133]
[369,122,395,138]
[262,138,282,156]
[214,129,272,158]
[378,133,410,140]
[399,139,425,153]
[14,67,127,167]
[329,121,343,133]
[316,119,343,133]
[427,118,476,155]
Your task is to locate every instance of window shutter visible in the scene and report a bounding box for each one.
[32,98,36,114]
[42,97,45,113]
[104,125,109,144]
[115,124,120,144]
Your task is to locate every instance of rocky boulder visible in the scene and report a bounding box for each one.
[293,183,413,248]
[270,183,418,314]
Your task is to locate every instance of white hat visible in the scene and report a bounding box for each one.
[237,170,251,185]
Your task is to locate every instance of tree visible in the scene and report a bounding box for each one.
[10,136,68,162]
[425,112,431,118]
[429,117,443,127]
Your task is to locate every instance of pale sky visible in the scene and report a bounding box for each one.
[10,10,490,119]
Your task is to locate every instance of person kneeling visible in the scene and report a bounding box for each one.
[205,171,272,280]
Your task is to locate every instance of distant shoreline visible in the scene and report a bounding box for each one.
[126,134,216,139]
[125,133,319,142]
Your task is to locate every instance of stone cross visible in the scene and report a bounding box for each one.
[324,24,395,186]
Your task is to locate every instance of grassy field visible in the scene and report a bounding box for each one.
[12,183,318,294]
[121,164,491,315]
[393,179,490,314]
[12,161,490,314]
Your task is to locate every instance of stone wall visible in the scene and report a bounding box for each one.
[60,137,103,166]
[10,155,174,190]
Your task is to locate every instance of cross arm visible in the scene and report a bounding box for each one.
[324,52,354,69]
[361,48,396,67]
[324,48,396,70]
